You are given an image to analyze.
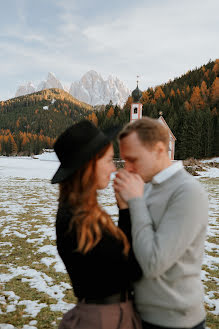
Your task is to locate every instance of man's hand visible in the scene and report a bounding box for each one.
[114,169,144,202]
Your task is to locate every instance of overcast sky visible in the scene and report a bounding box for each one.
[0,0,218,101]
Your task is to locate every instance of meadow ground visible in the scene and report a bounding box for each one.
[0,156,218,329]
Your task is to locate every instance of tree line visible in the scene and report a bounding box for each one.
[0,89,92,155]
[0,60,218,159]
[94,59,219,159]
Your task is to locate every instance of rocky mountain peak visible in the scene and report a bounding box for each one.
[37,72,63,91]
[15,81,35,97]
[70,71,130,106]
[15,71,130,106]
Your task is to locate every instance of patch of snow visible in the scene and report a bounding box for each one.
[59,282,72,290]
[200,157,219,164]
[0,242,12,247]
[26,238,41,243]
[1,228,13,236]
[3,291,20,302]
[35,152,58,162]
[19,300,47,317]
[53,261,67,274]
[0,156,59,179]
[50,301,75,313]
[203,253,219,270]
[13,231,26,238]
[6,305,16,312]
[26,238,45,244]
[204,291,219,315]
[35,225,56,239]
[38,245,67,273]
[200,270,209,281]
[205,240,219,253]
[38,245,57,256]
[197,167,219,178]
[41,257,55,267]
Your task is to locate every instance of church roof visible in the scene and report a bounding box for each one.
[131,85,142,102]
[158,116,176,140]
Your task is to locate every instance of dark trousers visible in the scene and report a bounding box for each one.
[142,319,206,329]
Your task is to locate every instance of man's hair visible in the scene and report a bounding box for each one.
[119,117,169,151]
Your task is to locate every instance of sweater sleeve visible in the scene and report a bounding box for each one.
[128,181,208,279]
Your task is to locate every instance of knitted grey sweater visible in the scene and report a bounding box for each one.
[128,168,208,328]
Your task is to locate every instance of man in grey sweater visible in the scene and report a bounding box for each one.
[114,117,208,329]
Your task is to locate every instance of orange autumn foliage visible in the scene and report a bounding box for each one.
[107,107,114,119]
[154,87,165,100]
[210,77,219,105]
[190,86,205,109]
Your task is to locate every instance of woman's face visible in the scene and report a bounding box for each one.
[95,144,116,189]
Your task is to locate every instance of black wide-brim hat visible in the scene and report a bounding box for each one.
[51,120,121,184]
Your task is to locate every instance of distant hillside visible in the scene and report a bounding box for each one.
[1,60,219,159]
[96,59,219,159]
[8,88,93,111]
[14,71,130,106]
[140,59,219,159]
[0,89,93,155]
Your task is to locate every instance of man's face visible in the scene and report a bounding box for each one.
[119,132,159,183]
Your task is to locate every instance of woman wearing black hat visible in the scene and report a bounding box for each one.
[52,120,142,329]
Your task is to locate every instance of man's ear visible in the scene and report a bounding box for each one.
[154,141,166,157]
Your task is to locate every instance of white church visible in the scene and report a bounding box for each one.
[130,83,176,160]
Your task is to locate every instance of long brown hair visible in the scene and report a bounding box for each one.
[59,144,130,255]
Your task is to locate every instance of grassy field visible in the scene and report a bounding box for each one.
[0,175,218,329]
[199,177,219,329]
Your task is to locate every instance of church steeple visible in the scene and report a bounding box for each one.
[130,77,143,122]
[131,77,142,103]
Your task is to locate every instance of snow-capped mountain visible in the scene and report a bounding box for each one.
[37,72,63,91]
[69,71,130,106]
[15,71,130,106]
[15,73,63,97]
[15,82,36,97]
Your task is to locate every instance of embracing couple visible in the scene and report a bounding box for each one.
[51,117,208,329]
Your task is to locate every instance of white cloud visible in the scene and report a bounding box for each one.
[81,0,219,89]
[83,0,218,54]
[0,0,218,100]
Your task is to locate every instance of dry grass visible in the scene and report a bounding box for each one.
[0,175,218,328]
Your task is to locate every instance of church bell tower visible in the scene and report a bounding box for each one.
[130,77,142,122]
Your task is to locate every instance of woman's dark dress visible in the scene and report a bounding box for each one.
[56,206,142,301]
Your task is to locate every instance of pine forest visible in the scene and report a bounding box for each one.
[0,59,218,159]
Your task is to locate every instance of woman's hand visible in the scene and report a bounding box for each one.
[114,169,144,202]
[114,189,128,209]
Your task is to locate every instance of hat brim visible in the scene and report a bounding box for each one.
[51,125,121,184]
